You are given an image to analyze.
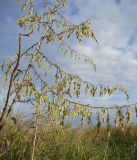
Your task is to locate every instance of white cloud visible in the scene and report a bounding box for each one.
[54,0,137,105]
[1,0,137,107]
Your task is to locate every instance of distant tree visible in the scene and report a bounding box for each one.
[0,1,135,157]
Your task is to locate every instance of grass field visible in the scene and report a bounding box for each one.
[0,118,137,160]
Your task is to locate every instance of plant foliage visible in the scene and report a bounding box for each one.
[0,0,136,140]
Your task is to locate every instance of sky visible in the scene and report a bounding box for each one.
[1,0,137,108]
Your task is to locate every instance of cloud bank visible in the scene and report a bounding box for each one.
[0,0,137,106]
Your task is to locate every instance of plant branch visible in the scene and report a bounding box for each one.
[0,33,22,130]
[31,66,137,110]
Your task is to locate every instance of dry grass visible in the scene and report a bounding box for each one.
[0,116,137,160]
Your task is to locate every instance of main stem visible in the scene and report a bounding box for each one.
[0,33,22,130]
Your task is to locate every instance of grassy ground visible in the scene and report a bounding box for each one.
[0,119,137,160]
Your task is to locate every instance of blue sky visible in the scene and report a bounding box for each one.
[1,0,137,108]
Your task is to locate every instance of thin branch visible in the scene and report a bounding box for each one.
[31,109,39,160]
[38,51,129,99]
[32,66,137,110]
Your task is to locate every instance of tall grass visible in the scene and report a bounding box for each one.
[0,117,137,160]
